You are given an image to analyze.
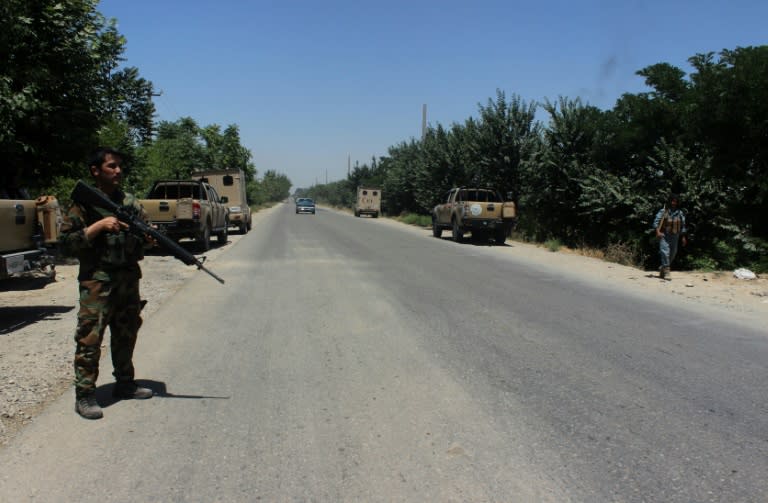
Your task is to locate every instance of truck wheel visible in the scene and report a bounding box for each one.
[246,219,252,231]
[238,222,246,234]
[494,227,507,245]
[432,219,442,238]
[354,210,359,217]
[373,211,378,218]
[197,225,211,251]
[217,223,228,244]
[452,219,463,243]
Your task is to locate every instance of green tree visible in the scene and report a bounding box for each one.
[685,47,768,237]
[525,97,605,244]
[133,117,207,194]
[257,170,291,203]
[200,124,256,180]
[0,0,155,190]
[472,90,541,199]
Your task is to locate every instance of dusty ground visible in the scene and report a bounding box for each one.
[2,207,767,447]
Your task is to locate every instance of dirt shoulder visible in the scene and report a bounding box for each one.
[2,206,766,448]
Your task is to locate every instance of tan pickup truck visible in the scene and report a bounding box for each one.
[1,189,60,279]
[140,180,229,251]
[432,187,516,244]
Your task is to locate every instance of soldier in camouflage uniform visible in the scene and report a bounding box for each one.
[59,147,153,419]
[653,193,688,280]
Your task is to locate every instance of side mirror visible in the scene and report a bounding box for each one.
[220,196,229,204]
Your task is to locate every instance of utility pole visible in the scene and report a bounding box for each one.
[422,104,427,141]
[348,155,351,176]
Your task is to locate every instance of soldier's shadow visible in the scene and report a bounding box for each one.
[95,379,230,409]
[0,305,74,334]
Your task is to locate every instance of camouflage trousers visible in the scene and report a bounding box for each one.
[73,271,144,398]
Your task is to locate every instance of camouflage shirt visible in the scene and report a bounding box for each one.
[59,186,148,282]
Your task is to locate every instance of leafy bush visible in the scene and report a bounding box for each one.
[398,213,432,227]
[686,256,719,272]
[545,238,562,252]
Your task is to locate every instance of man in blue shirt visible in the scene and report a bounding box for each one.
[653,194,688,280]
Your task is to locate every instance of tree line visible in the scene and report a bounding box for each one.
[1,0,291,206]
[302,46,768,272]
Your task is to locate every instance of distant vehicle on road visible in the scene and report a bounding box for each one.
[354,187,381,218]
[295,198,316,215]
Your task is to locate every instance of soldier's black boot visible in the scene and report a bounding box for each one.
[112,380,153,400]
[75,394,103,419]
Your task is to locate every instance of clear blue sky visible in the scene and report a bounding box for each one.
[97,0,767,190]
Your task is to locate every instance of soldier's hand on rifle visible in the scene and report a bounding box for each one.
[655,229,664,239]
[682,235,688,247]
[143,224,159,247]
[85,216,128,240]
[143,233,158,247]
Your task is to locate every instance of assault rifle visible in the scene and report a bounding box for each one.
[71,180,225,284]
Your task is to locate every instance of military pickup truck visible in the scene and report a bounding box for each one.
[140,180,229,251]
[1,189,60,279]
[432,187,516,244]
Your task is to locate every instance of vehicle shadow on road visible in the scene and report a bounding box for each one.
[0,305,75,335]
[95,379,230,409]
[0,274,57,292]
[433,235,512,247]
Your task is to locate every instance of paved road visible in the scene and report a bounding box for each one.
[1,203,766,502]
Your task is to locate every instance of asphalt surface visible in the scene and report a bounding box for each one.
[1,203,766,502]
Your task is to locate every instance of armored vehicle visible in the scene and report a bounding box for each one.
[354,187,381,218]
[193,169,252,234]
[1,188,60,279]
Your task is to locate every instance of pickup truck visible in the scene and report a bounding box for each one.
[1,189,60,279]
[432,187,516,244]
[139,180,229,251]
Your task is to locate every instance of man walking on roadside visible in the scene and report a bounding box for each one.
[59,147,153,419]
[653,193,688,280]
